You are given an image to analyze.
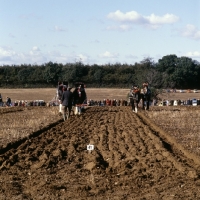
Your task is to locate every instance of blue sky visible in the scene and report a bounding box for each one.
[0,0,200,65]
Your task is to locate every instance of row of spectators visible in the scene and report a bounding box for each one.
[157,99,200,106]
[47,99,130,107]
[87,99,129,106]
[15,100,46,106]
[47,99,129,107]
[86,98,200,107]
[0,93,47,107]
[0,99,46,107]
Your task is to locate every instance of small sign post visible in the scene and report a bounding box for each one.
[87,144,94,153]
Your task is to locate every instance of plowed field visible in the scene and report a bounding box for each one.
[1,106,200,199]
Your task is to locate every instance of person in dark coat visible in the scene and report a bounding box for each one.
[141,82,151,110]
[6,97,11,107]
[73,85,87,115]
[61,86,73,121]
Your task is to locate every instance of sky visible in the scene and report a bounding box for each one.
[0,0,200,65]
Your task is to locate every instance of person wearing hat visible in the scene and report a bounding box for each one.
[142,82,151,110]
[6,97,12,107]
[61,86,73,121]
[72,84,87,115]
[129,85,140,113]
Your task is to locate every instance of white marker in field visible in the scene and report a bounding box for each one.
[87,144,94,153]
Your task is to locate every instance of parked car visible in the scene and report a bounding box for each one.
[179,90,184,93]
[193,89,198,93]
[173,100,178,106]
[192,99,197,106]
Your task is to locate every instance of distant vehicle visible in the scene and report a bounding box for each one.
[187,89,191,93]
[192,99,197,106]
[35,100,46,106]
[158,101,166,106]
[173,100,178,106]
[179,90,184,93]
[193,89,198,93]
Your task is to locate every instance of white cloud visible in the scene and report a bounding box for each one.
[76,54,89,63]
[145,13,179,25]
[32,46,40,51]
[0,46,47,65]
[181,24,200,40]
[185,51,200,58]
[106,24,132,31]
[30,46,41,56]
[0,46,16,62]
[99,51,119,58]
[125,54,138,59]
[107,10,143,23]
[46,51,91,64]
[0,45,92,65]
[54,25,66,32]
[107,10,179,29]
[49,52,69,63]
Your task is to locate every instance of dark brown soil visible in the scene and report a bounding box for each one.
[1,106,200,199]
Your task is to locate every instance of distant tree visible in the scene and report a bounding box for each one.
[18,67,33,83]
[94,68,103,86]
[42,62,61,85]
[1,55,200,89]
[156,54,178,88]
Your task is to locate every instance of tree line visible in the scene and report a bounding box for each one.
[0,54,200,90]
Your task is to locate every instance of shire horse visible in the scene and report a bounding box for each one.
[73,82,87,115]
[129,85,140,113]
[140,82,151,110]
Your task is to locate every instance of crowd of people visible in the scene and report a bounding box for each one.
[56,81,87,121]
[0,82,151,119]
[56,81,152,121]
[157,99,200,106]
[0,94,46,107]
[128,82,151,113]
[86,99,128,106]
[4,80,185,122]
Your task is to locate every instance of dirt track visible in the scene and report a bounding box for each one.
[1,106,200,199]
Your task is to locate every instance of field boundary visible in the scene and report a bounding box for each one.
[138,111,200,167]
[0,119,63,156]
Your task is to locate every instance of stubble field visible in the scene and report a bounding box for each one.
[0,88,131,102]
[1,88,200,199]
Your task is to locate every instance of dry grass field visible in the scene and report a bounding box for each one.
[158,90,200,101]
[1,88,200,199]
[0,88,130,103]
[0,88,200,103]
[145,106,200,156]
[0,106,62,149]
